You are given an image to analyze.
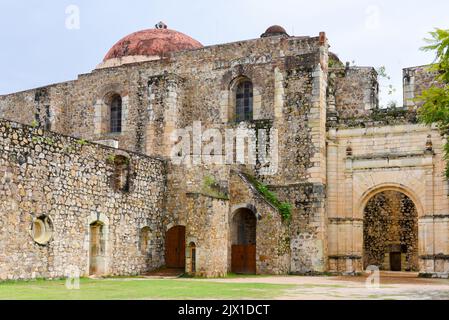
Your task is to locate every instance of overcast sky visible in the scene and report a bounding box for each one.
[0,0,448,106]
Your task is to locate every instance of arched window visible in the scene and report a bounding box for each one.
[31,215,54,245]
[110,95,122,133]
[235,80,253,122]
[189,242,197,273]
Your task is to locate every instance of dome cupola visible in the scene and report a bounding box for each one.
[98,22,203,69]
[261,25,289,38]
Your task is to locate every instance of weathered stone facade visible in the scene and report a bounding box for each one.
[0,24,448,279]
[0,119,166,280]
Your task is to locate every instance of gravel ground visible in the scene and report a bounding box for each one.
[194,272,449,300]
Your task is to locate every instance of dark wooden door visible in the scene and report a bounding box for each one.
[165,226,186,269]
[232,245,256,274]
[390,252,402,271]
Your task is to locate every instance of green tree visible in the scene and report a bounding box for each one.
[417,28,449,177]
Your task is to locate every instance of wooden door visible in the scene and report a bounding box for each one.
[390,252,402,271]
[165,226,186,269]
[232,245,256,274]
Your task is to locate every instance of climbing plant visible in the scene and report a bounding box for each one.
[245,174,292,222]
[201,175,229,200]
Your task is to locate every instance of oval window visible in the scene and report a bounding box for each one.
[31,215,54,245]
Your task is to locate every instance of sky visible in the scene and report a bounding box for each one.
[0,0,448,106]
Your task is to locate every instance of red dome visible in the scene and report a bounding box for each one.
[261,25,289,38]
[103,27,203,61]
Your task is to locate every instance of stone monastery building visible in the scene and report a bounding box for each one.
[1,22,448,279]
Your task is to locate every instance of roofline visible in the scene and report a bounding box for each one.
[93,34,321,72]
[0,117,168,163]
[0,79,76,98]
[2,33,325,94]
[403,64,433,70]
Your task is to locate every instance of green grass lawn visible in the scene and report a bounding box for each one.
[0,278,296,300]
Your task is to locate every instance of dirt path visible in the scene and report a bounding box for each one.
[192,272,449,300]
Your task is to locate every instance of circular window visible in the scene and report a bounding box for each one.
[31,215,54,245]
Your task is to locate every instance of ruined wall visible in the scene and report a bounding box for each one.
[1,32,331,276]
[0,119,166,280]
[403,65,441,109]
[328,66,378,120]
[0,83,73,135]
[271,183,327,274]
[185,194,229,278]
[152,35,330,275]
[229,171,290,275]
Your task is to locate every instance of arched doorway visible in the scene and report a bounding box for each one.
[231,208,257,274]
[89,221,106,275]
[165,226,186,270]
[363,190,419,272]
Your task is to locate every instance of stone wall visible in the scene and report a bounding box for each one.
[328,66,378,120]
[403,65,441,109]
[327,123,449,277]
[4,26,448,279]
[0,119,167,280]
[363,191,419,271]
[185,193,229,278]
[229,171,290,275]
[0,34,326,159]
[271,183,327,274]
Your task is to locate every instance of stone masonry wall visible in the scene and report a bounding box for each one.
[327,123,449,276]
[0,119,166,280]
[403,65,441,109]
[230,171,290,275]
[0,31,353,277]
[271,183,327,274]
[328,66,378,120]
[185,193,229,278]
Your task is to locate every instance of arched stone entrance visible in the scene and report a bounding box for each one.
[165,226,186,270]
[363,189,419,272]
[231,208,257,274]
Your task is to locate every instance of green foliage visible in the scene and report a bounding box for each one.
[31,136,54,145]
[328,57,344,68]
[106,155,117,164]
[44,137,55,145]
[376,66,397,97]
[418,86,449,126]
[245,174,292,222]
[31,137,42,143]
[201,175,229,200]
[31,120,39,128]
[422,28,449,83]
[77,138,88,146]
[376,66,391,80]
[417,28,449,178]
